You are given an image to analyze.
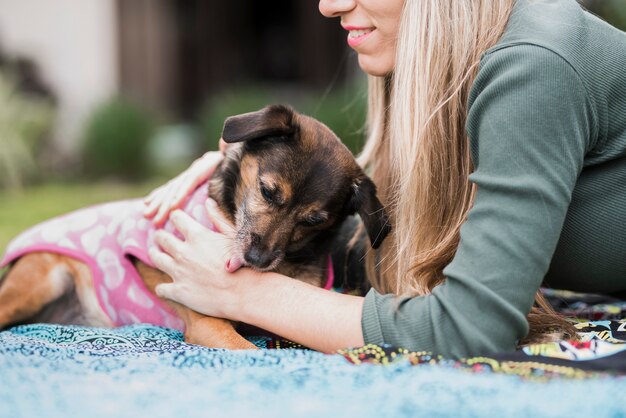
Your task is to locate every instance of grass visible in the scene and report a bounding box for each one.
[0,181,161,253]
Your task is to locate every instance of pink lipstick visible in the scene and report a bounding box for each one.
[343,25,376,48]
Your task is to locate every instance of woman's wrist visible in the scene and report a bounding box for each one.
[221,267,266,321]
[228,270,366,352]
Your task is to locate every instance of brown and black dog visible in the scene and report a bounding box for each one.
[0,105,391,349]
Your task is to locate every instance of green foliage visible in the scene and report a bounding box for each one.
[581,0,626,30]
[198,80,368,155]
[82,98,155,181]
[304,83,368,155]
[0,71,54,190]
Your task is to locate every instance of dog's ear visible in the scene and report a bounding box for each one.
[351,175,391,249]
[222,105,294,143]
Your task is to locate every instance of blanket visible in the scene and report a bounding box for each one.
[1,290,626,418]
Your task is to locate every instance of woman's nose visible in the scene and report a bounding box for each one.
[318,0,356,18]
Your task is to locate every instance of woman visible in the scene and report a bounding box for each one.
[144,0,626,358]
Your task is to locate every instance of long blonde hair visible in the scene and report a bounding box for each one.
[359,0,577,344]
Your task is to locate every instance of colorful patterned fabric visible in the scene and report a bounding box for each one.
[2,323,626,418]
[341,319,626,379]
[339,290,626,379]
[542,288,626,321]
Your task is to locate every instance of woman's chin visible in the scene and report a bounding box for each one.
[357,54,394,77]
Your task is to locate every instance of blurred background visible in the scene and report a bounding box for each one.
[0,0,624,251]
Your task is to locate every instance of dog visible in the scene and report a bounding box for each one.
[0,105,391,349]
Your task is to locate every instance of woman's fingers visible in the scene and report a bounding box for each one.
[143,200,160,218]
[153,182,184,226]
[205,199,234,234]
[143,184,168,217]
[154,230,184,256]
[143,185,161,205]
[144,150,224,225]
[169,210,203,240]
[174,169,204,205]
[149,246,176,273]
[154,283,177,301]
[174,177,194,205]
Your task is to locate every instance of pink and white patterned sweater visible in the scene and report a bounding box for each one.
[0,185,217,331]
[1,183,334,331]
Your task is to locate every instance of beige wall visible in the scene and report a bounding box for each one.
[0,0,118,156]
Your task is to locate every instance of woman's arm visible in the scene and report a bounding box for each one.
[149,201,365,353]
[227,270,365,353]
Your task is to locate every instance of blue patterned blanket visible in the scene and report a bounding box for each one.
[1,322,626,418]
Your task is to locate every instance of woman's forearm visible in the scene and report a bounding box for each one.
[231,270,365,353]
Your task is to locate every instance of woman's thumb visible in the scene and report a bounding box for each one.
[155,283,176,301]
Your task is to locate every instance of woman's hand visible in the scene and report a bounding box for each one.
[151,198,366,353]
[143,141,227,226]
[149,199,253,319]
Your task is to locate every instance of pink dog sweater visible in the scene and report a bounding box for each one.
[0,183,334,331]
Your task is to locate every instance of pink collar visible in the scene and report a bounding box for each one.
[323,254,334,290]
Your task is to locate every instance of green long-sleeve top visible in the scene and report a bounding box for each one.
[356,0,626,358]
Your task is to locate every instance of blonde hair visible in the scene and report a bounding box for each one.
[359,0,577,345]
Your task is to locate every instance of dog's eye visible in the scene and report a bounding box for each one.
[302,214,324,227]
[260,185,273,203]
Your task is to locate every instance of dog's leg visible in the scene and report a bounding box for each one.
[180,310,257,349]
[0,253,74,328]
[135,260,257,349]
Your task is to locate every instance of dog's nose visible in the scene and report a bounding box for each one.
[244,246,278,270]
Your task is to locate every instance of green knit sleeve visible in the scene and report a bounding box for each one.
[361,44,596,358]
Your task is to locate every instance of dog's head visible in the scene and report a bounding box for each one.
[210,105,391,271]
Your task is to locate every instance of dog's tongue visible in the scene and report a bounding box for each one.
[225,256,244,273]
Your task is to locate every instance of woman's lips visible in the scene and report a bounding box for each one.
[344,26,375,48]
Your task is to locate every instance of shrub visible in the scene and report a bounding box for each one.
[0,71,54,190]
[82,98,154,181]
[301,82,367,155]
